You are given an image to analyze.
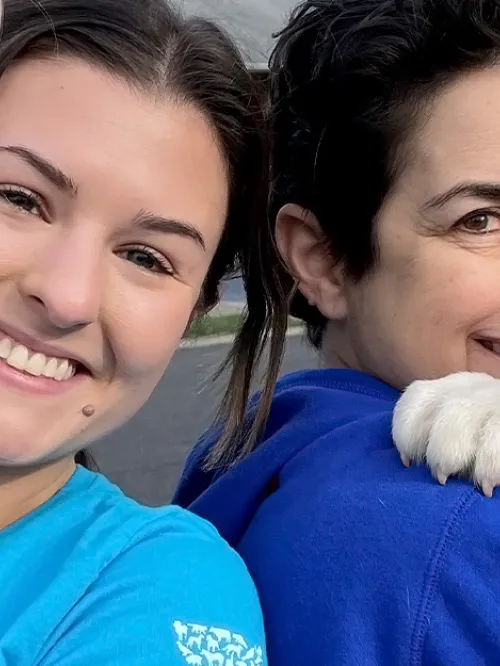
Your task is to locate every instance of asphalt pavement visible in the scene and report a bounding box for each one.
[94,333,316,504]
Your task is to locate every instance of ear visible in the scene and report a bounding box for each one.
[275,204,347,321]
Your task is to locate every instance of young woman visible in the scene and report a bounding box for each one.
[0,0,272,663]
[175,0,500,664]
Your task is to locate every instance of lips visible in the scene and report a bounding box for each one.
[0,336,77,381]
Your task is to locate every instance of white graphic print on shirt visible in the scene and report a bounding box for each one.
[173,621,264,666]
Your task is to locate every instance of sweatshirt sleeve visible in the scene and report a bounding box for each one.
[38,512,267,666]
[419,491,500,664]
[238,470,500,666]
[327,483,500,665]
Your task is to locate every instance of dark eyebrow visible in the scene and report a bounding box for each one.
[0,147,206,248]
[134,211,206,250]
[0,145,78,196]
[422,181,500,211]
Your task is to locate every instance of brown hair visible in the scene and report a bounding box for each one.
[0,0,281,469]
[202,49,292,465]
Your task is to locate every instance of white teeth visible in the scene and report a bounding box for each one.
[0,336,77,381]
[54,359,69,382]
[42,358,58,379]
[0,338,11,359]
[7,344,28,371]
[26,353,46,377]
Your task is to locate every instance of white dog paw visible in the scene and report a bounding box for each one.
[392,372,500,497]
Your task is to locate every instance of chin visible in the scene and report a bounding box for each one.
[0,443,50,467]
[0,418,78,467]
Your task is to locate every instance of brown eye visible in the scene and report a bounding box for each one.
[0,186,44,217]
[457,212,500,234]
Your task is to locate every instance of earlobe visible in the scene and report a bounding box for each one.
[275,203,347,321]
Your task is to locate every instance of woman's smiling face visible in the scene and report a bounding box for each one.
[322,68,500,389]
[0,56,228,464]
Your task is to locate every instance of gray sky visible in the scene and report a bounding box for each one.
[176,0,297,63]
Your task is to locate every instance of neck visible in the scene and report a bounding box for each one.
[0,458,75,530]
[320,323,357,371]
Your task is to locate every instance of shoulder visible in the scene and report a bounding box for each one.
[41,472,266,665]
[246,462,500,663]
[67,467,227,552]
[78,471,259,605]
[63,467,255,582]
[248,430,500,605]
[46,514,266,663]
[111,501,257,591]
[103,503,264,634]
[273,450,496,567]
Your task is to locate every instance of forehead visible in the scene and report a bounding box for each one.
[0,56,229,245]
[402,67,500,197]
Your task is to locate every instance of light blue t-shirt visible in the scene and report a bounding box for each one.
[0,466,267,665]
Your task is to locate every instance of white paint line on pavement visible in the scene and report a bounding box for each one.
[180,326,304,350]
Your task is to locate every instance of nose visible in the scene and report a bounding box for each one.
[20,228,103,330]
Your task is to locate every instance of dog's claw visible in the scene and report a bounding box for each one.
[400,455,411,468]
[481,482,494,499]
[437,472,448,486]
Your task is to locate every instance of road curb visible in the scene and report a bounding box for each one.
[180,326,304,350]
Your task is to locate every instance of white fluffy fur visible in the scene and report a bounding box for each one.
[392,372,500,497]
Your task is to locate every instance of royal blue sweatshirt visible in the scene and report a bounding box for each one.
[174,368,500,665]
